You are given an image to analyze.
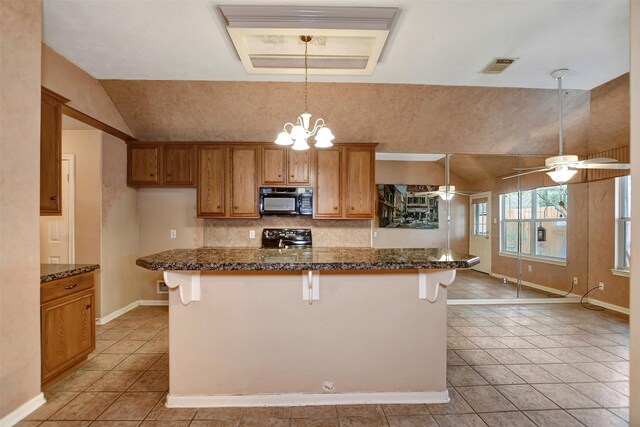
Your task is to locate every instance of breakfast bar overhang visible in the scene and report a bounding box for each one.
[136,247,479,408]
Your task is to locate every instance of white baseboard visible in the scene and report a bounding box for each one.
[139,299,169,306]
[586,298,630,315]
[0,393,45,427]
[166,390,449,408]
[96,299,169,325]
[96,300,140,325]
[489,273,582,299]
[449,297,580,305]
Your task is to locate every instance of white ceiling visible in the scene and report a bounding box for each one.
[42,0,629,90]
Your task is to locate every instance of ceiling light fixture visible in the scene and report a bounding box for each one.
[275,35,334,151]
[438,185,455,200]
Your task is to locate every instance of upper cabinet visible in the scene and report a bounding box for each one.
[230,146,260,217]
[127,143,195,187]
[197,144,260,219]
[313,144,376,220]
[344,147,376,219]
[40,88,69,215]
[260,147,310,186]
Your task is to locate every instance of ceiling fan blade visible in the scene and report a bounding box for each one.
[577,157,618,165]
[513,166,548,171]
[502,167,553,180]
[573,163,631,170]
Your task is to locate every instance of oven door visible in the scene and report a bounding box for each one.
[260,194,299,215]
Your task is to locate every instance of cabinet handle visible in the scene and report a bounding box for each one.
[150,173,155,177]
[216,205,221,209]
[234,206,238,209]
[278,174,281,177]
[167,173,172,177]
[64,284,77,290]
[50,196,57,201]
[351,207,354,210]
[334,207,338,210]
[291,175,294,178]
[86,304,92,309]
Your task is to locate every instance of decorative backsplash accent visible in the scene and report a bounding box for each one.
[203,217,371,248]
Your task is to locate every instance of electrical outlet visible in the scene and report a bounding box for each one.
[493,218,497,224]
[528,264,532,272]
[598,282,605,291]
[373,231,378,238]
[249,229,256,239]
[502,277,508,285]
[156,280,169,294]
[572,277,578,285]
[170,229,177,239]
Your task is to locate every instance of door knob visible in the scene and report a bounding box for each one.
[86,304,92,309]
[50,196,57,201]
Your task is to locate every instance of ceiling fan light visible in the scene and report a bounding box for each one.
[438,185,455,200]
[291,138,310,151]
[275,131,294,146]
[547,166,577,184]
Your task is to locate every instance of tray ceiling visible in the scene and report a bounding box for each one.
[42,0,629,89]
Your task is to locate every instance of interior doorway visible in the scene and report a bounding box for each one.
[40,154,75,264]
[469,192,491,274]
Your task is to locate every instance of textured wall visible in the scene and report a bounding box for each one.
[100,80,591,156]
[42,44,132,135]
[0,0,43,418]
[100,133,140,318]
[588,73,630,153]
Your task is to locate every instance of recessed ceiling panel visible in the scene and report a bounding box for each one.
[220,6,398,75]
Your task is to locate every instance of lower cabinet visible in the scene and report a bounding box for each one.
[41,273,95,385]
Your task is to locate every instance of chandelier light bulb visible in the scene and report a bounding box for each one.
[275,131,294,146]
[546,165,577,184]
[291,138,310,151]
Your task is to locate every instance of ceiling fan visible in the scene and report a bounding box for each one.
[504,69,630,183]
[415,185,473,200]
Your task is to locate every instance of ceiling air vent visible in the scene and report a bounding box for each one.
[482,58,518,74]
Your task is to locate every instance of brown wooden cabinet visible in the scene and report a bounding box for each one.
[230,146,260,217]
[260,147,310,186]
[288,150,310,185]
[128,143,195,187]
[345,146,376,218]
[197,146,227,217]
[313,144,376,220]
[40,88,69,215]
[41,272,95,386]
[164,145,195,185]
[128,145,160,185]
[262,147,287,185]
[314,148,343,218]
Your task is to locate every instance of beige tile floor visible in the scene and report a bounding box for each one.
[19,303,629,426]
[449,270,558,299]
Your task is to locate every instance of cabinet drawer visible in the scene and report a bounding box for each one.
[41,272,94,303]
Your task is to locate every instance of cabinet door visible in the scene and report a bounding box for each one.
[230,146,259,217]
[262,147,287,185]
[41,289,95,382]
[40,89,66,215]
[164,145,194,185]
[198,146,227,217]
[288,150,310,185]
[345,147,375,218]
[129,146,160,185]
[314,148,342,218]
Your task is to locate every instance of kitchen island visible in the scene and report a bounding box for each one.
[137,247,478,408]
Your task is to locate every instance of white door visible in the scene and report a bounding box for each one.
[469,192,491,274]
[40,155,75,264]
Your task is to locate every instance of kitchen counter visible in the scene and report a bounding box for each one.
[136,247,475,408]
[136,247,479,271]
[40,263,100,282]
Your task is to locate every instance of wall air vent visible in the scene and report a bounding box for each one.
[219,5,399,75]
[482,58,518,74]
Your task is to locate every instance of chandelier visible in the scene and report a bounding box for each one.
[275,35,335,151]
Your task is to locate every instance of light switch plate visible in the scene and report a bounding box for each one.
[170,229,177,239]
[249,230,256,239]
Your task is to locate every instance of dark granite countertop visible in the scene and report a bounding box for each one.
[41,264,100,282]
[136,248,479,272]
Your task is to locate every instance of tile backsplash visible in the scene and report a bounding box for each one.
[203,217,372,248]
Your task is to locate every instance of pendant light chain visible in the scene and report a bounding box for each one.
[304,36,309,113]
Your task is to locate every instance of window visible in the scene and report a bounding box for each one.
[500,185,568,261]
[473,202,488,236]
[615,175,631,271]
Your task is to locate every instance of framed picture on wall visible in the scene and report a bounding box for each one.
[377,184,439,229]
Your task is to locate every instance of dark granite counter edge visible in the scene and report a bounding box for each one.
[41,264,100,283]
[136,258,480,272]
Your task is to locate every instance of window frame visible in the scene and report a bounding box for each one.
[499,185,568,262]
[473,201,488,237]
[614,175,631,273]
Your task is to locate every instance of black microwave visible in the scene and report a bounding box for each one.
[259,187,313,216]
